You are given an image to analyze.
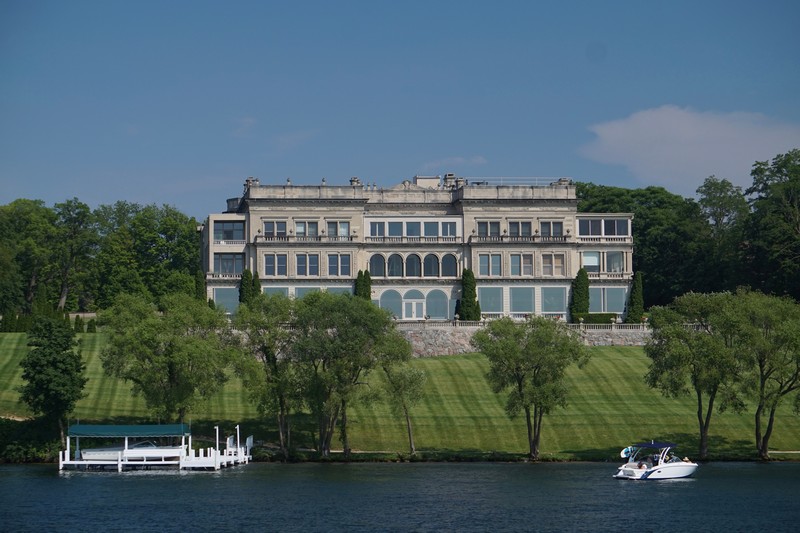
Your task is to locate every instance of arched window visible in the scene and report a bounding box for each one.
[380,290,402,318]
[406,254,421,277]
[369,254,385,277]
[387,254,404,277]
[442,254,458,277]
[423,254,440,277]
[426,290,449,319]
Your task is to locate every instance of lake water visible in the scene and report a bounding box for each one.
[1,462,798,532]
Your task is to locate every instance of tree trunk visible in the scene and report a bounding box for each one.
[58,417,66,448]
[404,406,416,455]
[754,400,765,459]
[532,405,543,461]
[696,388,715,461]
[524,406,534,459]
[757,405,778,460]
[341,399,351,460]
[58,276,69,311]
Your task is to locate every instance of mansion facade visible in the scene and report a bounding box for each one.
[200,174,634,321]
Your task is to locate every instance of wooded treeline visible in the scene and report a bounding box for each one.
[1,149,798,327]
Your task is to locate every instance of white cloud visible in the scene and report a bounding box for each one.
[580,105,800,195]
[420,155,488,173]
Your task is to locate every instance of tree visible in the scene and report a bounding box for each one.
[52,198,97,311]
[382,363,426,455]
[18,317,87,445]
[292,292,408,458]
[569,268,589,321]
[644,292,742,460]
[233,293,298,459]
[251,270,262,297]
[354,270,372,299]
[471,316,588,460]
[723,289,800,459]
[239,269,254,304]
[625,272,645,323]
[99,293,233,422]
[458,268,481,320]
[194,269,206,301]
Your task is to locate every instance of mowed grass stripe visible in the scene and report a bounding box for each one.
[0,334,29,417]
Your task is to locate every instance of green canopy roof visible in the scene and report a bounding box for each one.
[68,424,190,438]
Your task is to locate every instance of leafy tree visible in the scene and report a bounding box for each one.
[744,149,800,300]
[458,268,481,320]
[251,270,262,297]
[233,293,298,458]
[471,316,588,460]
[722,289,800,459]
[91,222,151,309]
[239,269,254,304]
[644,292,742,460]
[194,269,206,300]
[86,318,97,333]
[292,292,408,458]
[99,293,233,422]
[569,268,589,321]
[52,198,97,311]
[382,363,426,455]
[625,271,645,323]
[354,270,372,299]
[18,317,87,445]
[73,315,84,333]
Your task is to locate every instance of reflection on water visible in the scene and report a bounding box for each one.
[1,462,799,532]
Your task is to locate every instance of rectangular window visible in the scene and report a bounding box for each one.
[328,254,351,276]
[478,287,503,313]
[604,219,629,236]
[590,287,627,313]
[508,221,532,237]
[424,222,439,237]
[541,287,566,314]
[442,222,456,237]
[263,221,287,238]
[213,253,244,274]
[213,221,245,241]
[510,287,534,313]
[582,252,600,273]
[540,221,563,237]
[480,254,501,276]
[579,219,602,236]
[511,254,533,276]
[542,253,565,276]
[371,221,385,237]
[264,254,287,276]
[388,222,403,237]
[477,221,500,237]
[406,221,421,237]
[296,221,318,237]
[606,251,624,273]
[327,221,350,238]
[296,254,319,276]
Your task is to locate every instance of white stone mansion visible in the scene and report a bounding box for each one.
[200,174,634,320]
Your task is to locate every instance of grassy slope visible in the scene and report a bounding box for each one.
[2,334,798,459]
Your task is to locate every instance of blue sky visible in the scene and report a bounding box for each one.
[2,0,799,220]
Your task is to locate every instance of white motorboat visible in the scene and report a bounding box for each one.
[613,441,698,480]
[80,440,183,461]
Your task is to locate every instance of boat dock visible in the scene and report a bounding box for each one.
[59,423,253,472]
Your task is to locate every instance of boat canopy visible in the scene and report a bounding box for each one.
[68,424,190,438]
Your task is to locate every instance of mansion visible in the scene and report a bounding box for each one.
[200,174,634,321]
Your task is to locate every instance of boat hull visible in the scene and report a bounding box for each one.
[613,461,698,480]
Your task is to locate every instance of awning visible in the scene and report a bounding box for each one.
[68,424,190,438]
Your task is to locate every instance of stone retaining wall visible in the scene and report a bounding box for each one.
[397,324,652,357]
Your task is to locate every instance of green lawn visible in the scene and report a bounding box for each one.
[2,333,799,459]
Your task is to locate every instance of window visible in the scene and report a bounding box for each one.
[582,252,600,273]
[406,222,421,237]
[511,254,533,276]
[540,221,563,237]
[426,290,449,319]
[264,254,287,276]
[424,222,439,237]
[579,219,602,236]
[388,222,403,237]
[387,254,403,276]
[214,221,244,241]
[423,254,439,277]
[590,287,627,313]
[296,254,319,276]
[295,221,318,237]
[327,221,350,238]
[604,219,629,236]
[263,221,287,238]
[606,252,624,273]
[510,287,534,313]
[477,221,500,237]
[328,254,351,276]
[509,221,532,237]
[479,254,501,276]
[369,254,385,276]
[214,253,244,274]
[406,254,421,276]
[542,253,565,276]
[371,221,385,237]
[442,254,458,276]
[541,287,566,314]
[442,222,456,237]
[478,287,503,313]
